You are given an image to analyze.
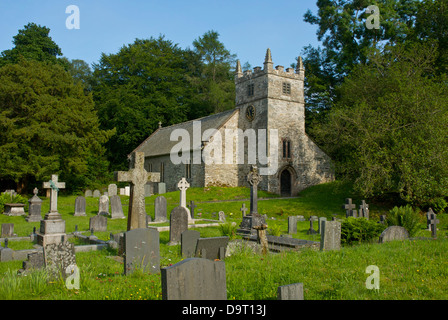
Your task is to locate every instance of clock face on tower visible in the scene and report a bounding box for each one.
[246,105,256,122]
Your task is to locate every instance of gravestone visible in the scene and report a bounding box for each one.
[144,183,152,197]
[98,195,109,216]
[426,208,434,231]
[154,196,167,222]
[22,251,44,272]
[277,283,304,300]
[181,230,200,258]
[89,215,107,232]
[379,226,409,243]
[188,200,197,220]
[161,258,227,300]
[318,217,327,235]
[115,152,160,230]
[320,220,341,251]
[240,203,248,217]
[74,196,87,217]
[27,188,43,222]
[3,203,26,216]
[1,223,15,237]
[342,198,356,217]
[108,184,118,197]
[37,174,66,246]
[93,190,101,198]
[428,212,440,239]
[218,211,226,222]
[123,228,160,275]
[158,182,166,194]
[43,242,76,280]
[288,216,297,234]
[110,195,125,219]
[0,239,13,262]
[119,188,125,195]
[84,190,92,197]
[306,217,317,235]
[168,206,189,245]
[359,200,369,219]
[178,178,192,223]
[195,236,229,260]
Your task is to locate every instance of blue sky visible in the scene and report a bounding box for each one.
[0,0,321,69]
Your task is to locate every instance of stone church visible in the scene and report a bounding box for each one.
[132,49,334,196]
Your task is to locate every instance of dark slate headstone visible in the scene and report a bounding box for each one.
[89,215,107,232]
[168,206,189,245]
[161,258,227,300]
[154,196,167,222]
[195,236,229,260]
[277,283,304,300]
[379,226,409,243]
[181,230,200,258]
[320,220,341,251]
[74,196,87,217]
[110,195,125,219]
[43,241,76,280]
[1,223,14,237]
[288,216,297,234]
[123,228,160,275]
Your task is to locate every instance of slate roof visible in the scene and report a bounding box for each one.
[132,108,239,158]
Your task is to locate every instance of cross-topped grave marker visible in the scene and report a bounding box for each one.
[177,178,192,222]
[247,165,262,214]
[240,203,248,217]
[43,175,65,219]
[342,198,356,218]
[115,152,160,230]
[428,212,440,239]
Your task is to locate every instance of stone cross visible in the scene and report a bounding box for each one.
[178,178,190,208]
[247,165,262,215]
[428,212,440,239]
[426,208,434,231]
[115,152,160,231]
[240,203,248,217]
[43,175,65,219]
[342,198,356,217]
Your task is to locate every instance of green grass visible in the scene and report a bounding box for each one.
[0,181,447,300]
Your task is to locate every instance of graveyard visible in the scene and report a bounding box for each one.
[1,180,447,300]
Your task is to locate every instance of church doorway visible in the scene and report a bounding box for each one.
[280,169,292,197]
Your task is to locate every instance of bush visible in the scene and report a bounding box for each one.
[268,224,282,236]
[219,222,238,240]
[0,192,29,213]
[387,205,422,237]
[341,217,386,245]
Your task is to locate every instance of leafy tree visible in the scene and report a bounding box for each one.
[92,36,195,169]
[65,58,93,92]
[0,22,66,67]
[311,42,448,208]
[0,59,114,193]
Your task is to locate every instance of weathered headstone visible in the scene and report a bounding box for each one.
[188,200,197,219]
[108,184,118,197]
[22,251,44,272]
[89,215,107,232]
[161,258,227,300]
[84,190,92,197]
[110,195,125,219]
[318,217,327,235]
[98,195,109,216]
[0,239,13,262]
[124,186,130,196]
[74,196,87,217]
[119,188,125,195]
[43,242,76,280]
[240,203,248,217]
[93,190,101,198]
[428,212,440,239]
[115,152,160,231]
[154,196,167,222]
[158,182,166,194]
[342,198,356,217]
[1,223,14,237]
[288,216,297,234]
[168,206,189,245]
[178,178,192,222]
[218,211,226,222]
[320,220,341,251]
[3,203,26,216]
[123,228,160,275]
[359,200,369,219]
[37,174,66,246]
[181,230,200,258]
[379,226,409,243]
[27,188,43,222]
[277,283,304,300]
[195,236,229,260]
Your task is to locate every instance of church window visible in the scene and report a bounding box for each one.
[282,139,291,159]
[185,160,191,179]
[282,82,291,95]
[247,83,254,96]
[160,162,165,182]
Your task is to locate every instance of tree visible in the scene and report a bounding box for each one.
[0,22,65,67]
[65,58,93,92]
[191,30,236,114]
[311,42,448,208]
[92,36,195,169]
[0,59,114,193]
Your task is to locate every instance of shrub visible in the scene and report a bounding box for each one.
[268,224,282,236]
[219,222,238,240]
[0,192,29,213]
[387,205,422,237]
[341,217,386,245]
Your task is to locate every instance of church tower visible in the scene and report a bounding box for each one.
[234,49,332,195]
